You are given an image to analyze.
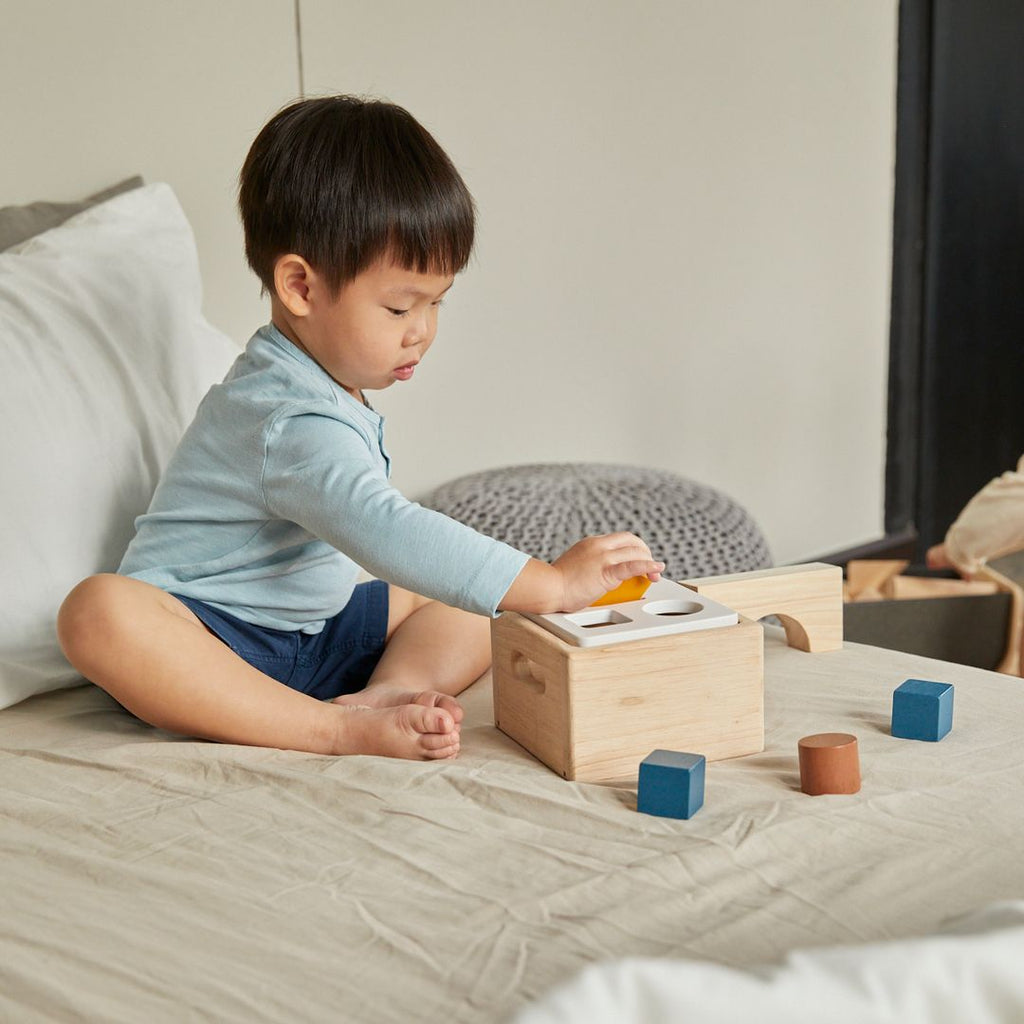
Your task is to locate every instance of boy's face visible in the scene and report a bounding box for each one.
[292,258,454,398]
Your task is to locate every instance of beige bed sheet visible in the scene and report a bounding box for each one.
[3,629,1024,1023]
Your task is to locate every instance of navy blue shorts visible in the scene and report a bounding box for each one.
[172,581,390,701]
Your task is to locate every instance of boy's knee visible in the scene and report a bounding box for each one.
[386,584,433,638]
[57,574,134,660]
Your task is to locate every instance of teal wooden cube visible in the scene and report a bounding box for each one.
[891,679,954,741]
[637,749,705,819]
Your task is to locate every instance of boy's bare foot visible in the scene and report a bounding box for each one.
[332,702,460,760]
[332,684,464,726]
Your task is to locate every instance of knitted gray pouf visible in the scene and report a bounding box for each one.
[422,463,772,580]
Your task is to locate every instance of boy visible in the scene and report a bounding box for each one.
[57,96,663,760]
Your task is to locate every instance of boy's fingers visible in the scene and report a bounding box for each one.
[599,534,656,563]
[611,559,665,582]
[602,531,650,551]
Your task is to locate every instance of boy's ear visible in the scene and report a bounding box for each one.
[273,254,317,316]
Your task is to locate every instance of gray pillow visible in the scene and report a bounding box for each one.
[0,176,144,251]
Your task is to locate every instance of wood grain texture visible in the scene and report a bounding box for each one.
[846,559,909,598]
[681,563,844,653]
[492,612,763,783]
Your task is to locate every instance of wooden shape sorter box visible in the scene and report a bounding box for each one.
[522,578,740,648]
[491,563,843,783]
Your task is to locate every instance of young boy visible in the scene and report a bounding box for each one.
[57,96,664,761]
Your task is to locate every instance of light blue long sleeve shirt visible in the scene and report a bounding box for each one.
[119,324,529,632]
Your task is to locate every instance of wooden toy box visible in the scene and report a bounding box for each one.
[491,609,764,784]
[491,563,845,784]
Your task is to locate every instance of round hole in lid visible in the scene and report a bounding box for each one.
[641,599,703,617]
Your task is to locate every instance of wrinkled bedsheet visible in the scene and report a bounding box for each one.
[3,629,1024,1023]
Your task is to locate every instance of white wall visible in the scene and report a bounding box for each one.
[0,0,288,342]
[1,0,897,565]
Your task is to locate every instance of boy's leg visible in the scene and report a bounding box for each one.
[57,575,459,759]
[334,585,491,721]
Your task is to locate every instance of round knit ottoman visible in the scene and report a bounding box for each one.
[422,463,772,580]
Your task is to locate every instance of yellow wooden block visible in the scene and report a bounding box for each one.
[590,575,652,607]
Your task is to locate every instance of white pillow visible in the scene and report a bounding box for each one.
[0,183,240,709]
[515,902,1024,1024]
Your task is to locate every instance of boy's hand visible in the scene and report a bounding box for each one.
[499,533,664,615]
[552,533,664,612]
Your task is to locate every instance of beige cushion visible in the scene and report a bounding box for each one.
[0,176,143,251]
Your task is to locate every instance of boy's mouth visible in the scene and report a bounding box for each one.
[393,361,418,381]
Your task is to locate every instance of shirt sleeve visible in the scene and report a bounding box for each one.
[260,409,530,616]
[944,453,1024,575]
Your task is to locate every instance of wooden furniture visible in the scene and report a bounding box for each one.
[978,564,1024,677]
[843,559,1023,677]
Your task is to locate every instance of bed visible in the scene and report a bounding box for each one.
[3,182,1024,1023]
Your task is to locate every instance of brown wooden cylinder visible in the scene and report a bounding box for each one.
[798,733,860,795]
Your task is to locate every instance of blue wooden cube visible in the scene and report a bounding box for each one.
[637,749,705,819]
[891,679,954,741]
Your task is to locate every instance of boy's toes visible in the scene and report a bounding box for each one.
[418,706,455,735]
[421,729,460,752]
[411,690,464,725]
[332,703,460,760]
[398,703,455,737]
[403,705,460,759]
[423,740,460,760]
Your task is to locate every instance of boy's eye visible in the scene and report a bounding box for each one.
[385,300,444,317]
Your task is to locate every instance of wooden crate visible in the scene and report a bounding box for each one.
[491,611,764,783]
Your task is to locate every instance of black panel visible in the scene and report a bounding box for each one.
[917,0,1024,548]
[886,1,1024,557]
[885,0,932,539]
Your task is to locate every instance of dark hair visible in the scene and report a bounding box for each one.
[238,95,475,296]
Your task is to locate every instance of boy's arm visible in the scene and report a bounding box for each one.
[263,412,662,617]
[263,412,528,615]
[499,534,665,614]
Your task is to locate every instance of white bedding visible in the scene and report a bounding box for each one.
[517,903,1024,1024]
[4,630,1024,1022]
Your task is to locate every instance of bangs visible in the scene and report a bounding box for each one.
[311,100,475,290]
[241,96,476,298]
[382,202,475,280]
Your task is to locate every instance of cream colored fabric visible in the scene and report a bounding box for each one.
[945,454,1024,575]
[3,630,1024,1022]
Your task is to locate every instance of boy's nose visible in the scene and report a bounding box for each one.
[405,315,434,347]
